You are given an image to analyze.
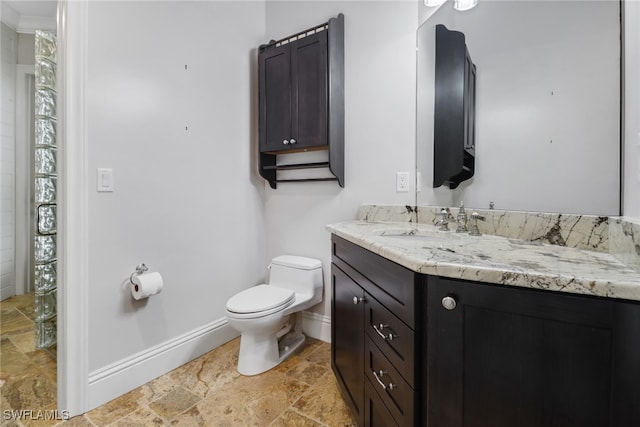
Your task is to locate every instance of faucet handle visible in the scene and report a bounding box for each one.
[468,212,485,236]
[471,211,485,221]
[434,208,451,231]
[455,202,468,233]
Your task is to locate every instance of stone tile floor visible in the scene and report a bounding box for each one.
[1,293,58,427]
[1,293,355,426]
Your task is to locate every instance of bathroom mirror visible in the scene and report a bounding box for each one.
[416,1,620,215]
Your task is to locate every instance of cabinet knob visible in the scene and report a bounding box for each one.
[442,296,457,311]
[283,139,290,145]
[290,138,297,144]
[353,296,365,305]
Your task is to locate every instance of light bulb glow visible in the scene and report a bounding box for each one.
[454,0,478,11]
[425,0,447,7]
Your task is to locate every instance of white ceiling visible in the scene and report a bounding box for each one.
[5,1,57,17]
[2,0,57,32]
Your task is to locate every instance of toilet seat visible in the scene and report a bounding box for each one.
[226,285,295,319]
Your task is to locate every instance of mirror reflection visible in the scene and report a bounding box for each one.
[416,1,620,215]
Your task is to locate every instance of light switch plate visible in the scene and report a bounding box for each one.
[97,168,114,192]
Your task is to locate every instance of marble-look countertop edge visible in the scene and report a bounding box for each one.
[326,221,640,303]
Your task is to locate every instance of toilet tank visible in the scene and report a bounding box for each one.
[269,255,323,296]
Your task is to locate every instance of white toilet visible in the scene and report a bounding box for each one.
[225,255,323,376]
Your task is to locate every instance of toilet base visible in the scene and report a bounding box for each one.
[237,329,306,376]
[278,333,306,362]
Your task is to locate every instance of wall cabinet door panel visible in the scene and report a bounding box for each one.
[259,31,327,152]
[259,45,291,152]
[291,31,327,149]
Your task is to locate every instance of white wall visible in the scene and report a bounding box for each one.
[625,0,640,220]
[85,0,266,373]
[264,1,418,319]
[1,22,17,301]
[417,1,620,215]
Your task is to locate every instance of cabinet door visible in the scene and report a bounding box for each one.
[427,277,615,427]
[332,264,365,426]
[290,31,327,149]
[259,43,292,152]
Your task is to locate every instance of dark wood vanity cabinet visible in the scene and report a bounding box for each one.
[331,235,422,426]
[331,234,640,427]
[427,276,640,427]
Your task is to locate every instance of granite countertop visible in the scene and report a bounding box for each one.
[327,220,640,302]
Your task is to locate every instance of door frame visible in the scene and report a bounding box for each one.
[57,0,89,416]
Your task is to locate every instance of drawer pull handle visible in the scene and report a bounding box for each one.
[373,324,396,341]
[372,370,396,391]
[353,296,365,305]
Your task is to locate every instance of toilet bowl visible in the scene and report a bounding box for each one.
[225,255,323,376]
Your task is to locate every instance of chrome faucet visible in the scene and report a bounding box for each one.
[455,202,468,233]
[434,208,452,231]
[468,212,486,236]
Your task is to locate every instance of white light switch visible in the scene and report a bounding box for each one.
[97,168,114,192]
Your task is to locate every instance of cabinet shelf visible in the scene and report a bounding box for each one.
[258,14,344,189]
[276,178,338,184]
[262,161,330,171]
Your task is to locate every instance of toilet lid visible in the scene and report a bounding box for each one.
[226,284,295,314]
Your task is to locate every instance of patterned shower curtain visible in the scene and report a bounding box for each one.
[34,30,57,349]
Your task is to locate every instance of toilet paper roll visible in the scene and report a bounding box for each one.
[131,272,163,300]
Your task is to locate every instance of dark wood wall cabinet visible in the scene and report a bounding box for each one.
[331,234,640,426]
[258,14,344,189]
[433,24,476,189]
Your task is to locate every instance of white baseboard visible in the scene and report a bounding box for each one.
[302,311,331,343]
[85,312,331,411]
[86,318,238,411]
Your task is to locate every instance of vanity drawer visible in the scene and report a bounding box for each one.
[365,337,414,426]
[332,235,417,328]
[365,293,415,386]
[364,377,399,427]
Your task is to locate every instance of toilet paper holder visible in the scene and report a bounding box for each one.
[129,263,149,285]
